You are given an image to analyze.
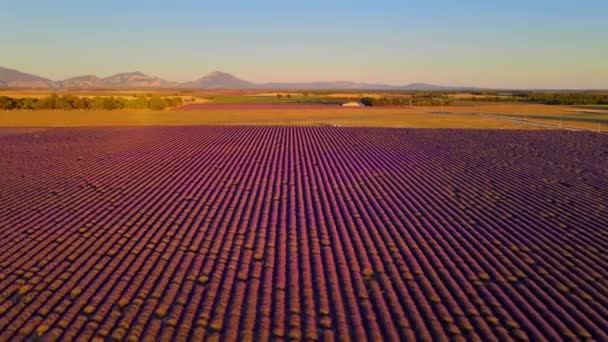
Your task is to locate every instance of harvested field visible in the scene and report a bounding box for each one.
[0,126,607,341]
[177,104,342,110]
[0,107,543,129]
[413,103,608,131]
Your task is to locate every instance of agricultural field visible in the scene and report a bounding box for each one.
[2,90,606,131]
[2,97,604,130]
[467,104,608,131]
[201,95,342,105]
[423,103,608,131]
[0,126,607,341]
[0,104,569,130]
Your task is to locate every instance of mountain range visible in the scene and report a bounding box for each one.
[0,66,476,91]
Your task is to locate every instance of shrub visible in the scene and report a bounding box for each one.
[36,325,49,336]
[70,288,82,299]
[479,273,491,281]
[117,298,129,309]
[155,307,167,318]
[506,321,520,329]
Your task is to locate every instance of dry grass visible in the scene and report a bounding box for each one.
[444,103,571,115]
[439,103,607,131]
[324,92,403,98]
[565,107,608,114]
[0,106,547,129]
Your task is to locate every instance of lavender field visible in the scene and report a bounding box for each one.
[0,126,607,341]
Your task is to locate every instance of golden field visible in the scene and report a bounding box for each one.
[0,101,604,131]
[444,103,607,131]
[0,105,540,129]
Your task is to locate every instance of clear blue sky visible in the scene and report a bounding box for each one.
[1,0,607,88]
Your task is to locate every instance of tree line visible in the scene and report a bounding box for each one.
[359,92,608,106]
[0,94,184,110]
[524,93,608,105]
[469,91,608,105]
[470,96,518,102]
[360,96,452,106]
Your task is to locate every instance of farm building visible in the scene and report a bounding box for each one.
[341,101,365,107]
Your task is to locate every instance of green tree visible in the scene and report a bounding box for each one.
[56,95,77,110]
[101,97,122,110]
[33,94,59,110]
[149,95,167,110]
[360,97,375,106]
[91,97,105,110]
[126,95,149,109]
[74,97,92,110]
[0,96,16,110]
[18,97,39,110]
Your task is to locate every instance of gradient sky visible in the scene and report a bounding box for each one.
[1,0,607,88]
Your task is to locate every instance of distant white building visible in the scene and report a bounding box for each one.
[341,101,365,107]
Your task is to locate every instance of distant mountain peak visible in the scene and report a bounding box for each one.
[207,71,233,77]
[105,71,148,79]
[60,74,101,88]
[1,66,480,90]
[58,71,175,88]
[199,71,244,81]
[64,74,100,81]
[0,66,56,88]
[98,71,175,88]
[113,71,145,77]
[179,71,255,89]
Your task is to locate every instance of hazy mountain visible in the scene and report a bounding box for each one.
[179,71,256,89]
[260,81,395,90]
[261,81,477,91]
[59,72,176,88]
[400,83,477,91]
[0,66,57,88]
[60,75,102,88]
[98,72,176,88]
[179,72,476,90]
[1,66,478,90]
[177,73,403,90]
